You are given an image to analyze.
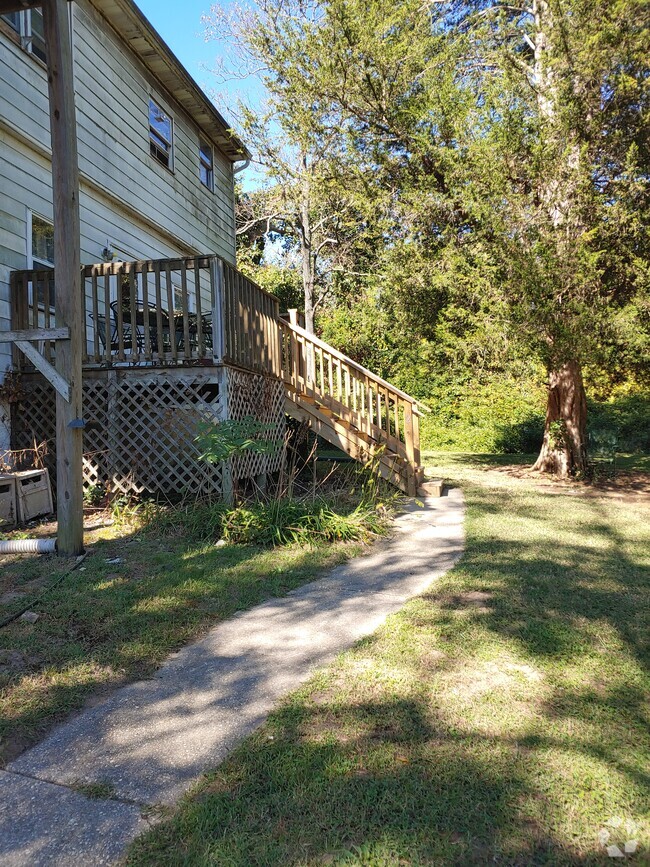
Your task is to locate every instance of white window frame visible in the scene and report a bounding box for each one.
[27,211,55,312]
[1,9,46,63]
[149,98,174,171]
[199,141,214,192]
[28,211,55,271]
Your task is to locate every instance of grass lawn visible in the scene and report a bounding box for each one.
[128,455,650,866]
[0,508,372,765]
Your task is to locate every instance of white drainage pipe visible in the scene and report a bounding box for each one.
[0,539,57,554]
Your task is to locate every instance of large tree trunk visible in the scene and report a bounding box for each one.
[532,360,587,478]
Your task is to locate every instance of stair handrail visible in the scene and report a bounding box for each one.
[279,319,425,413]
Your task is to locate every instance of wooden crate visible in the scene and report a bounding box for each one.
[14,469,54,522]
[0,475,17,527]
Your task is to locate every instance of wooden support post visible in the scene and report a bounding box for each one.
[42,0,84,555]
[210,257,225,363]
[403,401,417,497]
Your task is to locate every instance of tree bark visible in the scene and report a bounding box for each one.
[532,360,587,478]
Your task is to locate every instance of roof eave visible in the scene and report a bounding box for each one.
[89,0,250,163]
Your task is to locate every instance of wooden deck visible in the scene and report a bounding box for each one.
[10,255,281,376]
[9,255,424,495]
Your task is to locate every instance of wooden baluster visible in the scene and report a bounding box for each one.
[236,270,243,366]
[412,407,421,482]
[375,387,381,434]
[245,278,252,367]
[394,396,401,443]
[365,379,371,429]
[273,299,281,377]
[32,273,39,330]
[103,271,111,363]
[116,265,125,362]
[90,268,99,362]
[235,271,242,366]
[262,294,268,372]
[181,260,191,360]
[141,263,151,360]
[382,388,390,437]
[15,273,29,369]
[262,292,268,369]
[403,400,417,495]
[250,283,258,369]
[254,286,260,370]
[9,273,19,368]
[128,266,138,358]
[154,261,164,357]
[165,262,177,362]
[20,273,29,337]
[226,264,234,362]
[251,281,257,369]
[194,258,203,357]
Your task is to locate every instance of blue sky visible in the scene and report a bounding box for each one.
[136,1,218,92]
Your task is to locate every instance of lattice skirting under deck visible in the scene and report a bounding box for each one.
[226,367,286,481]
[11,366,286,499]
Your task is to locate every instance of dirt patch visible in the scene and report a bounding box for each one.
[482,464,650,502]
[450,660,544,700]
[435,590,494,614]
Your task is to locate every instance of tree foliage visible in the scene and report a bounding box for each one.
[209,0,650,474]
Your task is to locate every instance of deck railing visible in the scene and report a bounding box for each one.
[9,255,282,376]
[279,318,421,473]
[220,260,282,377]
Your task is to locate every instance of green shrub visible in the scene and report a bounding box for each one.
[147,498,387,548]
[420,376,546,453]
[587,391,650,453]
[420,376,649,456]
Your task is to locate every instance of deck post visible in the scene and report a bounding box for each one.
[210,257,225,363]
[42,0,84,555]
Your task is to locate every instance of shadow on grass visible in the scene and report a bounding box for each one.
[126,692,612,866]
[126,481,649,865]
[0,521,360,764]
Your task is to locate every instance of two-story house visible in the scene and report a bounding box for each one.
[0,0,423,503]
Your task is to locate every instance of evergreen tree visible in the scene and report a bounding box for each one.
[290,0,650,475]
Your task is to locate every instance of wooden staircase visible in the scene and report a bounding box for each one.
[279,318,424,495]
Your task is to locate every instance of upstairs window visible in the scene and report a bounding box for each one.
[149,99,173,169]
[1,9,46,62]
[29,8,46,63]
[199,142,214,191]
[1,12,20,33]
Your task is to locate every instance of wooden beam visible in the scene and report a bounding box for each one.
[42,0,84,556]
[13,340,71,402]
[0,327,70,342]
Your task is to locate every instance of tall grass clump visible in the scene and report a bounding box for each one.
[146,495,389,548]
[141,418,396,548]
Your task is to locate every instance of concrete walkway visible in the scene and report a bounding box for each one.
[0,488,465,866]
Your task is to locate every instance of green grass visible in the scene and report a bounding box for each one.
[127,455,650,866]
[0,507,376,765]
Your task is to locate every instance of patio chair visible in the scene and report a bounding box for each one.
[91,312,120,352]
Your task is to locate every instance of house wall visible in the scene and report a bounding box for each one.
[0,0,238,448]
